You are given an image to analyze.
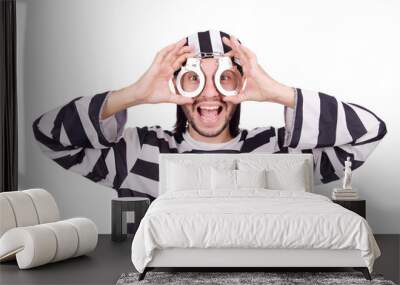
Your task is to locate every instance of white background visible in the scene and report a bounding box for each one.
[16,0,399,233]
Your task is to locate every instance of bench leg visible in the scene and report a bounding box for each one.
[354,267,371,280]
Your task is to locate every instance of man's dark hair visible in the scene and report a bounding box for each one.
[173,103,241,137]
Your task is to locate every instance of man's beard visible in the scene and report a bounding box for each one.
[182,105,236,138]
[190,118,229,138]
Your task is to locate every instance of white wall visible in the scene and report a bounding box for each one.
[17,0,400,234]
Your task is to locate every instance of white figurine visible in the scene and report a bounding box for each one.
[342,156,352,190]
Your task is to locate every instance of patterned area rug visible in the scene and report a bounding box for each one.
[116,271,396,285]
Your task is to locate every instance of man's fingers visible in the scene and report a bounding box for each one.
[168,46,194,69]
[222,36,233,48]
[164,39,189,64]
[155,38,186,64]
[224,50,238,58]
[222,37,239,57]
[176,37,188,48]
[240,44,257,63]
[164,44,183,64]
[154,40,180,63]
[223,36,250,68]
[169,93,194,105]
[222,95,243,105]
[231,36,250,62]
[223,36,241,57]
[177,45,194,55]
[172,51,196,71]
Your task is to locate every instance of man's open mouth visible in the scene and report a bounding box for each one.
[196,104,224,124]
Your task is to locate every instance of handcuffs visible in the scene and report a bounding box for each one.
[169,52,247,97]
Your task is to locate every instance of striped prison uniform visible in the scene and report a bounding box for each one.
[32,88,387,200]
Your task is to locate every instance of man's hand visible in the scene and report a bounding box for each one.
[222,36,295,108]
[132,38,196,105]
[101,38,196,119]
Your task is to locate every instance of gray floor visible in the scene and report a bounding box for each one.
[0,235,398,285]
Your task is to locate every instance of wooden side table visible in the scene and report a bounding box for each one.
[111,197,150,242]
[332,199,366,219]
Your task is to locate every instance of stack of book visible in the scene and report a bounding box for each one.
[332,188,359,200]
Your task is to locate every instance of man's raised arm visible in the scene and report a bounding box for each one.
[221,35,387,184]
[282,88,387,184]
[32,38,196,196]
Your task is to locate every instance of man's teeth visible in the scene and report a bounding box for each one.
[199,106,219,110]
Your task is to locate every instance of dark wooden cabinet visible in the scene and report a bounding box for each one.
[332,199,366,219]
[111,197,150,242]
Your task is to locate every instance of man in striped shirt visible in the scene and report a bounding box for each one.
[32,30,387,200]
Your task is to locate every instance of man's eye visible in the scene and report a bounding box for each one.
[189,75,198,81]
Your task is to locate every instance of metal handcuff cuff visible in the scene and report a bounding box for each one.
[169,52,247,98]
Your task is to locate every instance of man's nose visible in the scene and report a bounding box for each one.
[199,76,220,99]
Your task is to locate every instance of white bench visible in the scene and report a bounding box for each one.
[0,188,98,269]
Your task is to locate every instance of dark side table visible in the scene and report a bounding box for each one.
[111,197,150,242]
[332,199,366,219]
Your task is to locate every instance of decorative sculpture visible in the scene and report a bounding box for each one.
[342,156,352,190]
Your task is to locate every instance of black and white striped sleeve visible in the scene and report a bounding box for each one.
[283,88,387,185]
[32,91,177,196]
